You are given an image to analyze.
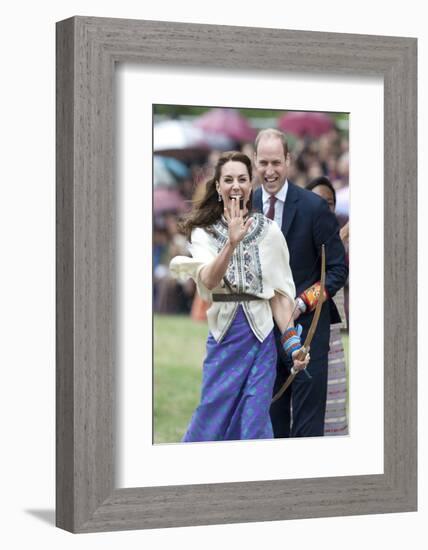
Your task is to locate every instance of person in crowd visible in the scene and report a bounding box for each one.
[154,213,194,314]
[170,151,309,442]
[253,129,348,438]
[306,176,349,435]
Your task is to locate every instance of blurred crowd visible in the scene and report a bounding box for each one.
[153,108,349,316]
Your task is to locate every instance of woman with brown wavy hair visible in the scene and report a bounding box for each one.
[171,151,309,442]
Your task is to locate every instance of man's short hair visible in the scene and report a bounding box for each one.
[254,128,289,158]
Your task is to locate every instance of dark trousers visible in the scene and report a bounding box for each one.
[269,353,328,437]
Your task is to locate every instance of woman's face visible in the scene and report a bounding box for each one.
[216,160,252,216]
[311,184,335,213]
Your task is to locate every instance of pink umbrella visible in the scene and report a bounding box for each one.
[153,188,188,214]
[194,108,257,142]
[278,111,334,138]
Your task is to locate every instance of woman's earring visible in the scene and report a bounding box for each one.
[218,193,222,202]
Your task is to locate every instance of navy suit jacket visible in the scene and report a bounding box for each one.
[253,182,348,361]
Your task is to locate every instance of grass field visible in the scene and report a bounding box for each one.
[154,314,349,443]
[153,314,208,443]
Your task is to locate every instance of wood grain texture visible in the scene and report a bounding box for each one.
[56,17,76,532]
[56,16,417,533]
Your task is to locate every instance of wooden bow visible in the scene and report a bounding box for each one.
[272,244,326,403]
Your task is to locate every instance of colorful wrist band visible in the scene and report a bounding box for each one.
[281,324,303,359]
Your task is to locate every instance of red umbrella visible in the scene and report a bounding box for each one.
[194,108,256,142]
[153,188,188,214]
[277,111,334,138]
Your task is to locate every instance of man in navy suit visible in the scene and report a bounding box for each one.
[253,129,348,437]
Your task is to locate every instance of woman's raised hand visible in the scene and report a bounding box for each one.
[224,198,253,247]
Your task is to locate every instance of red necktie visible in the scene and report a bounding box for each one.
[266,195,277,220]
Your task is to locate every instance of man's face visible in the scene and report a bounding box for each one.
[254,136,289,195]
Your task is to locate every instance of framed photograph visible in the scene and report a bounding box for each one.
[56,16,417,533]
[150,103,350,447]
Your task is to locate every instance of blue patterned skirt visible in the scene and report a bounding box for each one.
[182,306,277,442]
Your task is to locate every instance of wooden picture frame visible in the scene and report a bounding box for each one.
[56,16,417,533]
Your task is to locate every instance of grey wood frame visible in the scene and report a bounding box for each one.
[56,16,417,533]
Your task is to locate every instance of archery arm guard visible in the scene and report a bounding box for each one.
[299,281,329,312]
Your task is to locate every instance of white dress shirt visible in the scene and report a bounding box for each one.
[261,180,289,228]
[170,213,295,343]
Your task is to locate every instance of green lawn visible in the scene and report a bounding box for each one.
[153,314,208,443]
[154,314,349,443]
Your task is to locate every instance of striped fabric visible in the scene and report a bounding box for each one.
[324,287,348,436]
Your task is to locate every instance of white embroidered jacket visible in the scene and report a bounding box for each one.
[170,213,296,342]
